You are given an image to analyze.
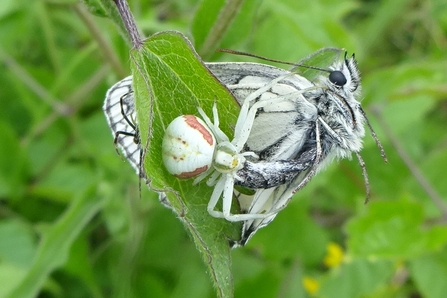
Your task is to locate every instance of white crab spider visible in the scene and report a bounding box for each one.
[162,115,217,179]
[162,73,301,222]
[162,102,259,222]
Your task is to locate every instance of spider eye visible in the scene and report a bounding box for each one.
[162,115,216,179]
[214,143,242,173]
[329,70,347,87]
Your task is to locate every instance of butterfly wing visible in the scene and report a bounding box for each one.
[103,63,324,246]
[207,62,317,159]
[291,47,343,82]
[103,76,141,174]
[207,63,324,245]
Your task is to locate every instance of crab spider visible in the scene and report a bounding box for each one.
[163,74,300,222]
[162,102,260,222]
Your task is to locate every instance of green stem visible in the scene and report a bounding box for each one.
[371,105,447,218]
[37,1,62,73]
[0,48,68,115]
[21,65,110,147]
[200,0,245,59]
[112,0,143,49]
[73,3,127,77]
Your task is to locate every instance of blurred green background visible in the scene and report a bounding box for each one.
[1,0,447,297]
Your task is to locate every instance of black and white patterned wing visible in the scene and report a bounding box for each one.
[103,76,141,175]
[207,62,317,161]
[103,62,331,247]
[208,63,323,245]
[104,77,173,210]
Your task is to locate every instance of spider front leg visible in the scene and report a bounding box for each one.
[209,172,276,222]
[197,104,228,143]
[233,74,294,143]
[234,89,313,151]
[207,176,227,218]
[221,172,236,220]
[220,175,272,221]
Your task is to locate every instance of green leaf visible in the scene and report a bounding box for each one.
[0,120,28,198]
[354,0,413,56]
[248,200,328,265]
[0,219,36,267]
[410,251,447,298]
[94,0,132,43]
[0,263,26,298]
[31,162,97,203]
[191,0,226,50]
[64,237,102,297]
[0,0,19,19]
[190,0,245,58]
[318,258,394,298]
[131,31,242,297]
[406,147,447,217]
[0,219,36,297]
[249,0,355,62]
[191,0,262,58]
[81,0,108,17]
[235,270,281,297]
[346,200,447,258]
[8,186,104,298]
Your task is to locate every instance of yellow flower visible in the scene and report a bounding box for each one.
[303,276,320,296]
[323,242,344,268]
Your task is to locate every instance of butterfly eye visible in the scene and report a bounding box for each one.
[329,70,347,87]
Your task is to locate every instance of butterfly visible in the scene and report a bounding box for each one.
[103,48,386,246]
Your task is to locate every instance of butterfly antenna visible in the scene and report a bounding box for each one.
[355,152,371,204]
[217,49,332,74]
[359,108,388,163]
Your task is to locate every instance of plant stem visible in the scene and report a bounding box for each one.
[371,105,447,218]
[73,3,127,77]
[113,0,143,49]
[21,65,110,147]
[200,0,245,59]
[0,49,69,115]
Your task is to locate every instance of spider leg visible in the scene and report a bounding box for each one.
[225,208,277,222]
[219,177,274,221]
[246,187,276,217]
[221,173,235,220]
[233,74,293,142]
[206,170,222,186]
[241,151,259,159]
[197,105,228,143]
[212,101,220,133]
[233,90,308,151]
[193,168,213,185]
[206,173,279,221]
[207,176,226,218]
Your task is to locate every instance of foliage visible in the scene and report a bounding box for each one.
[131,31,241,297]
[1,0,447,297]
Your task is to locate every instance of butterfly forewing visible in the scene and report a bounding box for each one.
[103,76,141,174]
[206,62,317,160]
[291,47,343,82]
